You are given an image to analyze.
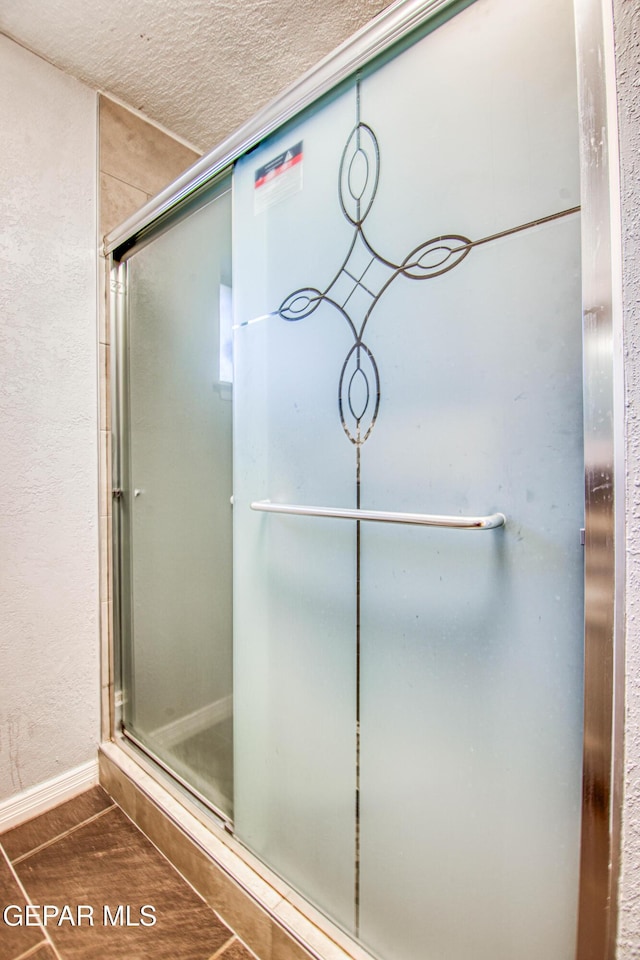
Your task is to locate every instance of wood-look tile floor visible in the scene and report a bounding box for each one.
[0,787,255,960]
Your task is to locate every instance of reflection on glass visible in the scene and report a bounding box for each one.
[219,283,233,385]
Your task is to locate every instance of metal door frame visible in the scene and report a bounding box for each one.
[107,2,624,958]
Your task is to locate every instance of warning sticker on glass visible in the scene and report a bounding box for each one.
[254,141,303,214]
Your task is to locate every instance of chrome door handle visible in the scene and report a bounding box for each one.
[250,500,505,530]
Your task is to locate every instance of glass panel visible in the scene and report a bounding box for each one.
[233,93,359,931]
[123,184,234,818]
[357,2,583,958]
[233,0,583,957]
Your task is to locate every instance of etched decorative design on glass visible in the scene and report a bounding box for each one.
[277,81,578,450]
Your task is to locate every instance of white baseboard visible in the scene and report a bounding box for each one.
[152,694,233,750]
[0,759,99,832]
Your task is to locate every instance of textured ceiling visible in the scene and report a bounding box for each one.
[0,0,392,152]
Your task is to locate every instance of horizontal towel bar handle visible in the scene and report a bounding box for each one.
[250,500,506,530]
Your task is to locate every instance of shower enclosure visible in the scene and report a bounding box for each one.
[109,1,619,959]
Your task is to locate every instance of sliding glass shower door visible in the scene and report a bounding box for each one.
[120,181,234,818]
[233,1,584,959]
[115,0,586,957]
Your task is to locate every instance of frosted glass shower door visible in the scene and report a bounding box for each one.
[122,183,234,818]
[233,0,584,958]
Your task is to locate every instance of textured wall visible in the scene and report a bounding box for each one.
[615,0,640,954]
[0,36,99,800]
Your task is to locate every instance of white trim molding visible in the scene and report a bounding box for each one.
[0,759,99,832]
